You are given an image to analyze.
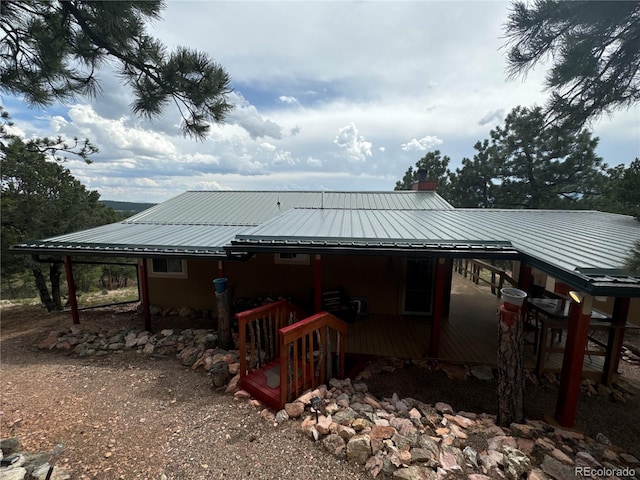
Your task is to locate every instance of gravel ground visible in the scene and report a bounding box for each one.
[2,303,639,479]
[0,305,368,480]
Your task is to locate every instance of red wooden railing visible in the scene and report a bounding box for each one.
[236,301,348,409]
[236,300,306,380]
[278,312,347,407]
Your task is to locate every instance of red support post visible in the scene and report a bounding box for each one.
[554,296,591,427]
[517,263,532,294]
[430,258,446,357]
[314,254,322,313]
[138,259,151,331]
[63,256,80,325]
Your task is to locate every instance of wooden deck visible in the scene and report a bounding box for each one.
[346,273,606,378]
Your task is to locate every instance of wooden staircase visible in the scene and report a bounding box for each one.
[236,300,348,410]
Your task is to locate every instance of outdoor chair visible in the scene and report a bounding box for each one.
[321,288,357,323]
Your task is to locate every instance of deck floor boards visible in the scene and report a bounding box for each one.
[346,272,606,378]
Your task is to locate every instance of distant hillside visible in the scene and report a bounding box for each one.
[101,200,156,215]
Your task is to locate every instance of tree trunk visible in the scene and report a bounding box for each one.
[497,304,525,426]
[32,267,57,312]
[50,263,63,310]
[216,291,233,349]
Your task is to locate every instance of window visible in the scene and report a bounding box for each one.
[274,253,310,265]
[148,258,188,278]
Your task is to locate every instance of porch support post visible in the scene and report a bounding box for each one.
[217,260,224,279]
[138,259,151,331]
[554,294,592,427]
[517,263,532,293]
[497,302,525,426]
[603,297,630,385]
[314,254,322,312]
[430,258,446,357]
[63,256,80,325]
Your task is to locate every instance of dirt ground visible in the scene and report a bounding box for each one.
[1,303,639,479]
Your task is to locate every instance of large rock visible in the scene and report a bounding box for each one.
[392,465,435,480]
[322,433,346,457]
[316,415,334,435]
[30,463,71,480]
[439,445,465,473]
[179,346,201,366]
[502,446,531,480]
[0,438,20,454]
[0,466,27,480]
[284,402,305,419]
[541,454,574,480]
[346,434,372,464]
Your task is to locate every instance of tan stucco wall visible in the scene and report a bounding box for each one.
[147,259,219,311]
[147,254,408,315]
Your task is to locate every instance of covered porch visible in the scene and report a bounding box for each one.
[346,271,607,378]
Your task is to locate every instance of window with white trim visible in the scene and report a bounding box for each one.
[148,258,188,278]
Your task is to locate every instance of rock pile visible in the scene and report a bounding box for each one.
[36,325,221,359]
[0,438,70,480]
[268,378,639,480]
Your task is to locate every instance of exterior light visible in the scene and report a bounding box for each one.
[569,291,585,304]
[310,396,322,422]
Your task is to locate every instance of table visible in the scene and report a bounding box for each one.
[526,298,625,379]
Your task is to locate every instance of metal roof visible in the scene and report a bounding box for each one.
[125,190,453,225]
[231,208,638,271]
[228,208,640,294]
[11,190,640,295]
[13,190,452,258]
[16,223,252,258]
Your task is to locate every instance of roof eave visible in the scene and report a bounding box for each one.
[225,239,520,259]
[10,243,231,260]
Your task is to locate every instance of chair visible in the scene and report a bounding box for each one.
[321,288,356,323]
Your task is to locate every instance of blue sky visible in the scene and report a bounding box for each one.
[3,1,639,203]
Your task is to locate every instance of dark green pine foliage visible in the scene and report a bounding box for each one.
[485,106,605,209]
[0,0,232,139]
[504,0,640,130]
[1,134,119,309]
[394,150,452,199]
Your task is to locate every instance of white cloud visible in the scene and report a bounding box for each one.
[306,157,323,167]
[333,123,373,163]
[401,136,444,152]
[226,92,283,139]
[278,96,299,105]
[259,142,277,152]
[4,1,637,203]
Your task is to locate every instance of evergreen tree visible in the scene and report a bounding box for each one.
[394,150,452,198]
[1,0,232,139]
[1,133,118,310]
[486,106,605,209]
[504,0,640,130]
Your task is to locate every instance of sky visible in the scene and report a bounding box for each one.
[3,1,639,204]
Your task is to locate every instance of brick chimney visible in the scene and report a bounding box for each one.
[412,168,437,191]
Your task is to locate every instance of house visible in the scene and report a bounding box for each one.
[12,183,640,423]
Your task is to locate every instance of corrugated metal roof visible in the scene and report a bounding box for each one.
[14,191,451,257]
[12,190,640,294]
[232,208,640,274]
[125,190,453,226]
[18,223,251,257]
